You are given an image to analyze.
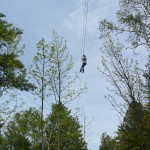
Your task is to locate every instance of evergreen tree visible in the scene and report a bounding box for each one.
[99,132,117,150]
[0,12,22,47]
[144,55,150,102]
[0,12,35,96]
[45,102,88,150]
[117,101,150,150]
[0,12,35,129]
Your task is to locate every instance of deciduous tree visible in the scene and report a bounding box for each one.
[2,108,41,150]
[99,0,150,50]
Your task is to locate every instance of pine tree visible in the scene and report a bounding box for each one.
[117,101,150,150]
[0,12,35,129]
[45,102,88,150]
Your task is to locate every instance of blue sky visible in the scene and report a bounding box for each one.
[1,0,123,149]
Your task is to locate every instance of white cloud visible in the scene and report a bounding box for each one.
[63,0,119,38]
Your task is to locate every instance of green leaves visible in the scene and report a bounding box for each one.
[2,105,87,150]
[29,32,86,150]
[45,103,88,150]
[99,35,144,106]
[99,1,150,149]
[99,0,150,49]
[3,108,41,150]
[116,101,150,150]
[99,132,117,150]
[0,12,23,47]
[99,102,150,150]
[0,51,36,95]
[0,12,36,94]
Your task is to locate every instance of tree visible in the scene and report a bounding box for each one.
[143,55,150,102]
[2,108,41,150]
[99,132,117,150]
[0,13,22,47]
[99,0,150,50]
[99,35,144,115]
[99,103,150,150]
[116,101,150,150]
[30,32,85,149]
[0,13,35,96]
[31,32,86,150]
[0,52,35,95]
[48,32,86,150]
[2,105,87,150]
[45,102,87,150]
[0,13,36,128]
[98,1,150,149]
[98,35,150,150]
[30,38,52,150]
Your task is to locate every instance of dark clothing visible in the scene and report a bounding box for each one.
[80,62,86,73]
[80,55,87,73]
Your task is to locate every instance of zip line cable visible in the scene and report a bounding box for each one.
[79,0,89,96]
[81,0,89,56]
[80,0,89,75]
[81,1,86,56]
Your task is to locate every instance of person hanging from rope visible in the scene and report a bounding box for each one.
[80,54,87,73]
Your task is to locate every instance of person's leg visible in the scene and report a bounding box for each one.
[80,65,83,72]
[82,63,86,72]
[80,63,86,73]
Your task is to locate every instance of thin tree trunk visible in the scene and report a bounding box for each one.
[57,105,60,150]
[57,69,61,150]
[41,98,44,150]
[41,53,45,150]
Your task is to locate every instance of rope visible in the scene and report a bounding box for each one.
[78,0,89,104]
[80,0,89,80]
[81,0,89,56]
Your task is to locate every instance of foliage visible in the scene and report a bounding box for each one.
[116,101,150,150]
[1,105,87,150]
[99,102,150,150]
[48,32,86,150]
[99,132,117,150]
[143,55,150,102]
[45,102,88,150]
[30,38,51,99]
[0,13,36,96]
[2,108,41,150]
[49,32,86,104]
[0,12,36,129]
[30,38,52,150]
[99,0,150,49]
[99,35,144,115]
[30,32,86,150]
[0,13,23,47]
[0,52,35,96]
[98,1,150,148]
